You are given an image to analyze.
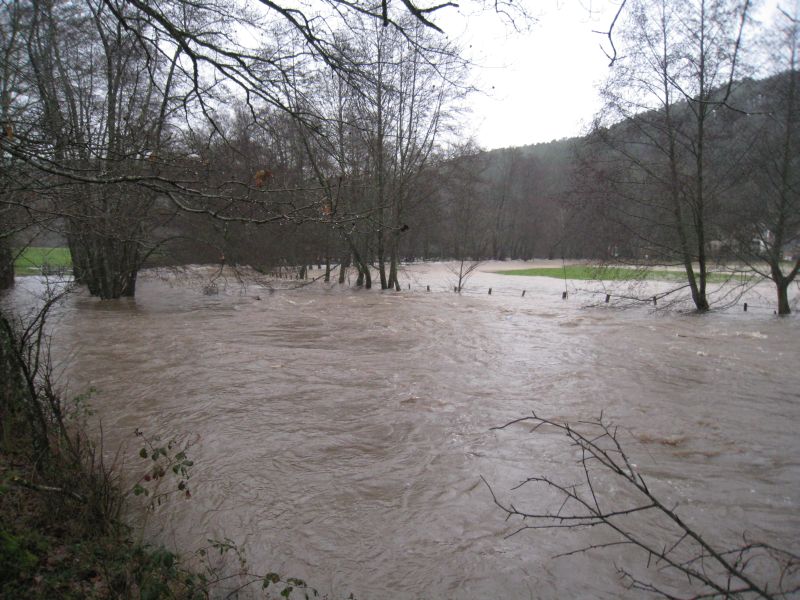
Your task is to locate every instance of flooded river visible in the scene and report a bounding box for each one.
[10,263,800,598]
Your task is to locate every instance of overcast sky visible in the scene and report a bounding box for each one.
[446,0,780,151]
[448,0,622,150]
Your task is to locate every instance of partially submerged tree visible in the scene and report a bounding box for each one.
[10,0,188,298]
[724,6,800,315]
[0,0,30,291]
[279,15,468,289]
[587,0,754,312]
[437,144,490,291]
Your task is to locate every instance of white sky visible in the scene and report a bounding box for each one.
[445,0,623,150]
[440,0,781,150]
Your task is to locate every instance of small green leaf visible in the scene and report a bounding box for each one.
[139,447,148,458]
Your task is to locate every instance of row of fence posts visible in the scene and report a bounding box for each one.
[450,286,754,311]
[268,265,756,311]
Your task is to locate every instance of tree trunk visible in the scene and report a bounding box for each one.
[777,281,791,315]
[338,254,349,284]
[0,240,14,290]
[66,233,85,285]
[388,237,400,291]
[772,258,797,316]
[68,218,141,299]
[378,231,388,289]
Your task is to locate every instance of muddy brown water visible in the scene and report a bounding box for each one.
[9,268,800,598]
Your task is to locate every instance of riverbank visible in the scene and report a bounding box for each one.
[0,447,198,599]
[0,301,204,599]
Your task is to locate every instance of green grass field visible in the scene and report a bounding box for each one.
[13,247,72,275]
[496,265,746,284]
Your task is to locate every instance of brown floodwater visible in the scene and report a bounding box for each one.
[9,265,800,598]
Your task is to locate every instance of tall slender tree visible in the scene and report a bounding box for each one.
[588,0,753,311]
[721,4,800,314]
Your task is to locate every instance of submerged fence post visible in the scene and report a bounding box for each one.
[743,302,748,312]
[522,290,526,297]
[605,294,611,303]
[488,288,492,295]
[562,291,567,300]
[653,296,657,306]
[427,285,430,292]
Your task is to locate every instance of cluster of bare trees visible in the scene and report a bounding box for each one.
[1,0,522,297]
[2,0,189,297]
[581,0,800,313]
[284,15,469,289]
[2,0,796,312]
[0,0,573,299]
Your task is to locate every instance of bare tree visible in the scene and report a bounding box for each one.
[1,0,34,290]
[277,15,468,289]
[723,5,800,314]
[437,143,490,291]
[485,412,800,599]
[8,0,189,298]
[587,0,754,312]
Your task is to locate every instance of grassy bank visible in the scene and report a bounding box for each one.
[13,247,72,276]
[496,265,748,284]
[0,452,201,599]
[1,438,312,599]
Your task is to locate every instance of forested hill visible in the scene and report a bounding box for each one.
[427,69,797,263]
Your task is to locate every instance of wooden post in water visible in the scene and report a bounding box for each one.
[522,290,526,297]
[653,296,657,306]
[427,285,430,292]
[562,291,567,300]
[488,288,492,295]
[605,294,611,303]
[743,302,748,312]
